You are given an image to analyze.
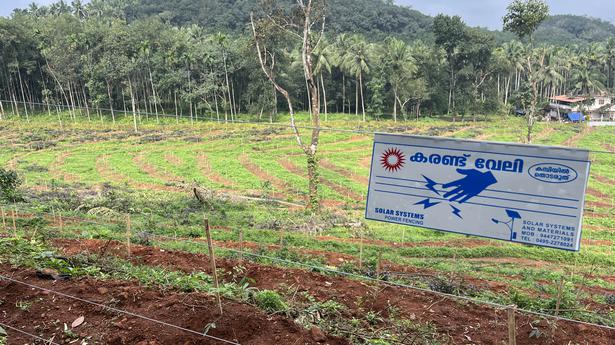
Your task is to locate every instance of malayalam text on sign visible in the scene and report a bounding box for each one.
[365,134,591,251]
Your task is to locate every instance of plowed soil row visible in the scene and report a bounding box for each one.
[278,159,363,202]
[0,265,346,345]
[319,159,368,185]
[49,151,79,182]
[196,152,237,187]
[133,152,184,183]
[95,154,180,193]
[49,239,615,345]
[238,154,304,202]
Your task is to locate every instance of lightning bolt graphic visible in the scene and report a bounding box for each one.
[414,198,440,209]
[422,175,440,195]
[451,205,463,219]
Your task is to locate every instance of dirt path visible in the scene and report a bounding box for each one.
[564,126,593,147]
[95,154,180,193]
[49,239,615,345]
[238,154,303,202]
[48,151,79,182]
[164,152,183,165]
[278,158,363,202]
[0,265,346,345]
[320,159,368,185]
[132,151,184,184]
[196,152,237,187]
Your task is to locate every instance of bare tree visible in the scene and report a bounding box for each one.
[251,0,326,211]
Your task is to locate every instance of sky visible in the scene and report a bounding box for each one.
[0,0,58,16]
[396,0,615,30]
[2,0,615,29]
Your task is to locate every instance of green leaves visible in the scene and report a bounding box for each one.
[503,0,550,42]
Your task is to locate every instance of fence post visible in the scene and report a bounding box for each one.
[126,214,132,258]
[359,229,364,270]
[204,217,223,315]
[555,276,564,315]
[12,207,17,235]
[376,252,382,279]
[507,305,517,345]
[1,207,5,231]
[239,228,244,262]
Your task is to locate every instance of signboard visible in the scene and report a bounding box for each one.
[365,133,591,251]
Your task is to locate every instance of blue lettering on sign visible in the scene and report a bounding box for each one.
[528,163,578,184]
[410,152,470,167]
[475,158,523,173]
[409,151,524,173]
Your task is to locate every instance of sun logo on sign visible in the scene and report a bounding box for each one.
[380,148,405,172]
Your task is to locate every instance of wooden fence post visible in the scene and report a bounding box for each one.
[507,305,517,345]
[1,207,5,231]
[555,276,564,316]
[12,207,17,235]
[376,252,382,279]
[204,217,223,315]
[359,229,364,270]
[126,214,132,258]
[239,228,244,262]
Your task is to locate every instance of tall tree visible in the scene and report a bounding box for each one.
[251,0,326,211]
[433,14,466,118]
[503,0,549,143]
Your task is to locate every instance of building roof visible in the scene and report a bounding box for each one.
[550,95,586,103]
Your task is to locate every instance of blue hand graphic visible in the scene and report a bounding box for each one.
[442,169,497,203]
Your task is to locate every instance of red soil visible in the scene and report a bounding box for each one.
[0,265,347,345]
[278,159,363,202]
[238,154,303,202]
[319,159,368,185]
[47,238,615,345]
[95,154,179,193]
[133,152,184,184]
[196,152,237,187]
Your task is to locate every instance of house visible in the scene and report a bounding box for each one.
[548,95,615,121]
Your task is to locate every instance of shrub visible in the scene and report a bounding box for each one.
[254,290,288,313]
[0,168,23,202]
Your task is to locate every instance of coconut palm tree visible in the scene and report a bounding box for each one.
[313,38,333,121]
[343,35,370,121]
[380,37,416,121]
[332,33,352,114]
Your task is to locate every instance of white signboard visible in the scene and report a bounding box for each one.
[365,133,591,251]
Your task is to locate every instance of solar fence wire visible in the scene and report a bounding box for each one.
[2,99,615,156]
[0,321,61,345]
[0,274,241,345]
[3,206,615,332]
[149,233,615,332]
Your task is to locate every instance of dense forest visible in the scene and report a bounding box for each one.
[1,0,615,122]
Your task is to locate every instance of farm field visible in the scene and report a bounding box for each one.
[1,112,614,345]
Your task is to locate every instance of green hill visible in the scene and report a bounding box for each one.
[127,0,433,40]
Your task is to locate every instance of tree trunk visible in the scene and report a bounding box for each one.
[355,78,359,117]
[128,78,138,133]
[16,69,29,122]
[106,79,115,124]
[320,73,327,121]
[393,88,398,122]
[342,74,346,114]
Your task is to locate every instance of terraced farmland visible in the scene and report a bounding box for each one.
[1,113,614,344]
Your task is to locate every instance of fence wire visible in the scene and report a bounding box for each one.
[0,274,241,345]
[0,321,61,345]
[2,99,614,156]
[2,206,614,333]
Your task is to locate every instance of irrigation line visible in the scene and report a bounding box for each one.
[0,321,61,345]
[3,99,615,156]
[0,274,241,345]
